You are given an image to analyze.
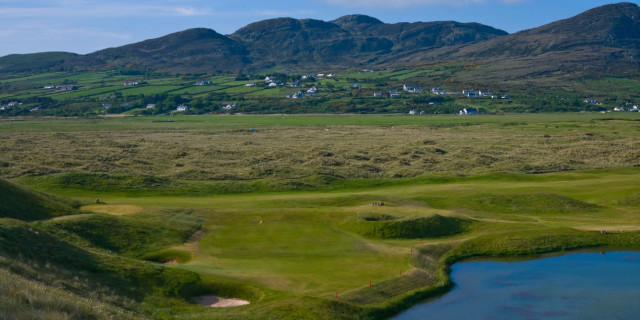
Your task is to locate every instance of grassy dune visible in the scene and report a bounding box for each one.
[1,114,640,319]
[0,178,79,221]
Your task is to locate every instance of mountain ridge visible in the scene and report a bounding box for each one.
[1,2,639,77]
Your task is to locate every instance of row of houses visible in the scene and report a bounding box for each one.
[432,87,508,99]
[613,105,640,112]
[44,84,78,91]
[0,101,19,110]
[287,87,318,99]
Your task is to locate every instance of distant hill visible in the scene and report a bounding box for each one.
[0,2,639,78]
[228,16,505,71]
[89,28,250,73]
[413,2,640,81]
[0,179,78,221]
[0,52,102,73]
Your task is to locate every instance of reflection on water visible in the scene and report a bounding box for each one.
[394,252,640,320]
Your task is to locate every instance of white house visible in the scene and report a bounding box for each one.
[373,92,383,98]
[403,84,415,91]
[222,104,237,110]
[460,108,479,115]
[245,83,257,87]
[327,73,336,78]
[268,82,278,87]
[351,84,361,89]
[290,91,304,99]
[409,109,416,115]
[124,81,138,86]
[390,93,401,98]
[176,105,188,111]
[146,104,155,109]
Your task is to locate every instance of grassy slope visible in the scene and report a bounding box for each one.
[35,212,202,257]
[0,218,213,319]
[0,178,79,221]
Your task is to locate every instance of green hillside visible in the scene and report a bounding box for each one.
[0,178,79,221]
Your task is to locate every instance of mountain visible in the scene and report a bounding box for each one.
[0,52,102,73]
[1,2,639,77]
[89,28,250,73]
[228,16,506,71]
[414,2,640,81]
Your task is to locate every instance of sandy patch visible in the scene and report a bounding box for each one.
[194,295,250,308]
[80,204,143,216]
[574,225,640,232]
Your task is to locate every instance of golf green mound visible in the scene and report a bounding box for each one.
[462,193,602,214]
[342,214,471,239]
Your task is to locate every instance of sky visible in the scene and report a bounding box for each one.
[0,0,638,57]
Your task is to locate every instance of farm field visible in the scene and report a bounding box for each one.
[2,67,640,117]
[1,113,640,319]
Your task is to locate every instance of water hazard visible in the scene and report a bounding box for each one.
[394,252,640,320]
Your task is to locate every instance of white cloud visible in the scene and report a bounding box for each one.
[174,7,210,16]
[0,3,212,18]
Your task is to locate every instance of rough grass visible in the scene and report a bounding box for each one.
[0,268,138,320]
[2,114,640,193]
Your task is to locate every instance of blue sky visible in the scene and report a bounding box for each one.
[0,0,637,57]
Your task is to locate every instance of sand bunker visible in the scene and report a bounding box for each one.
[194,295,250,308]
[80,204,143,216]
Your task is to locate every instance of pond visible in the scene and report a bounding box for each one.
[394,251,640,320]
